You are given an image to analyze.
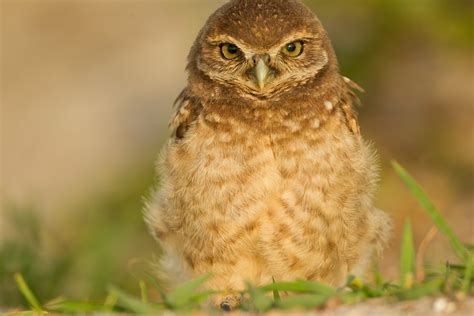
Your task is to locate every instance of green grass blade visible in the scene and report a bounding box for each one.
[272,277,281,302]
[276,294,328,310]
[108,285,154,313]
[103,292,118,311]
[461,257,473,294]
[165,273,212,308]
[347,276,383,298]
[394,278,443,300]
[392,161,471,263]
[14,273,43,312]
[146,274,167,301]
[45,300,108,313]
[400,219,415,288]
[466,244,474,254]
[340,291,366,305]
[260,279,336,296]
[247,283,274,312]
[139,280,148,303]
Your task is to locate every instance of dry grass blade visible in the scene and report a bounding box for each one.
[416,226,438,282]
[392,161,471,264]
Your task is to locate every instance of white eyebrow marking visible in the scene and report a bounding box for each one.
[311,118,321,129]
[324,101,333,111]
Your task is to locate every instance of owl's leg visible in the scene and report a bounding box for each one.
[196,254,264,311]
[370,208,392,258]
[159,245,244,310]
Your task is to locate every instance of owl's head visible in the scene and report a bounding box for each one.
[188,0,337,99]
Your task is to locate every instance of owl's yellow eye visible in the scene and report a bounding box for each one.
[220,43,241,60]
[282,41,304,57]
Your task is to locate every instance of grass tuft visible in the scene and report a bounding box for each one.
[392,161,471,264]
[246,282,274,312]
[8,161,473,313]
[107,285,159,313]
[271,277,281,302]
[164,273,213,309]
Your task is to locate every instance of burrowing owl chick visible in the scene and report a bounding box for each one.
[145,0,391,309]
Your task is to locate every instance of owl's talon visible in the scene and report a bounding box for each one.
[217,295,240,311]
[220,301,231,312]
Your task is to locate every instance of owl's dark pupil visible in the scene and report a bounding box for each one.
[227,44,238,54]
[287,43,296,52]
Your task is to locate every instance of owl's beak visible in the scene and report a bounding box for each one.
[254,58,270,90]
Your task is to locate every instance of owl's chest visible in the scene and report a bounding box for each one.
[171,109,356,213]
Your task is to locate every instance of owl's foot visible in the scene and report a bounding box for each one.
[217,294,241,312]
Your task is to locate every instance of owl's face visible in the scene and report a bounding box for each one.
[190,0,335,99]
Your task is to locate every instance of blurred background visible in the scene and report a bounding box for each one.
[1,0,472,308]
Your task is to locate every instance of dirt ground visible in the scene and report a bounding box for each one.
[227,296,474,316]
[315,297,474,316]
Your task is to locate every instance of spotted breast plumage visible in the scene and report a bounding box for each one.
[145,0,391,309]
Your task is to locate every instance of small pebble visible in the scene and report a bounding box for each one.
[433,297,457,314]
[433,297,448,313]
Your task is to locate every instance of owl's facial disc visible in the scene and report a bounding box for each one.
[198,33,329,98]
[217,42,274,89]
[250,40,304,90]
[191,0,336,99]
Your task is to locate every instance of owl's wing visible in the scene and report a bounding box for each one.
[341,76,364,136]
[169,89,203,139]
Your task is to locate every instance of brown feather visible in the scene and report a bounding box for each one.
[145,0,391,309]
